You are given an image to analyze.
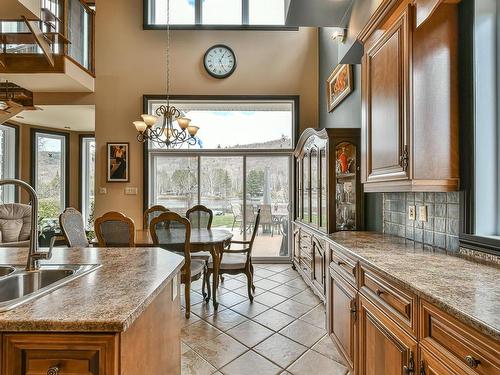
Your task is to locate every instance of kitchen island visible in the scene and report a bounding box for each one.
[0,247,184,374]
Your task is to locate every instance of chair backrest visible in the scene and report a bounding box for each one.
[231,203,242,218]
[247,209,261,256]
[94,211,135,247]
[150,211,192,270]
[245,205,256,222]
[186,205,213,230]
[143,205,169,229]
[258,204,272,224]
[0,203,31,244]
[59,207,88,247]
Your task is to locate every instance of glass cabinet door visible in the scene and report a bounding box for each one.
[335,142,357,230]
[320,146,327,230]
[310,147,318,226]
[297,158,302,220]
[303,153,310,222]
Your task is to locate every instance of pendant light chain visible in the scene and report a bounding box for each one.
[166,0,170,105]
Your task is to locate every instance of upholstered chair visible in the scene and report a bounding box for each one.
[0,203,31,247]
[59,207,89,247]
[94,211,135,247]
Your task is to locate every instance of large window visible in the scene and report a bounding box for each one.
[460,0,500,254]
[80,136,95,230]
[0,124,18,203]
[145,96,297,259]
[32,130,69,221]
[145,0,287,28]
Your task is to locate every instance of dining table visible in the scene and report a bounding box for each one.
[94,228,233,309]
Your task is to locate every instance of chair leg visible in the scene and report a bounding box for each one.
[246,269,254,302]
[201,264,207,299]
[185,281,191,319]
[250,262,256,292]
[205,271,211,303]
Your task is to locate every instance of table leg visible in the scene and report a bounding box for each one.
[212,243,220,309]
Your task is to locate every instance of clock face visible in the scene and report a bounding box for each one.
[204,44,236,79]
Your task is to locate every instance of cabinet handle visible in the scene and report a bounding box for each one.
[337,261,346,266]
[420,361,425,375]
[47,366,60,375]
[403,352,415,375]
[465,355,480,368]
[376,288,385,296]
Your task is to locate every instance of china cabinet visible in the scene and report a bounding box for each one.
[292,128,362,300]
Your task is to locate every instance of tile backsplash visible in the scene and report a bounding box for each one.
[383,192,460,251]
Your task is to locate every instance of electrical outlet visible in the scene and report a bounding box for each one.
[98,187,107,194]
[419,205,428,222]
[408,205,416,220]
[124,187,138,195]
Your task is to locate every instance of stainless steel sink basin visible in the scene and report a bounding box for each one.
[0,264,101,312]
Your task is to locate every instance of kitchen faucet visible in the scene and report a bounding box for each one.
[0,179,52,271]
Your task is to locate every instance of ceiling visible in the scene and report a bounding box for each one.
[14,105,95,132]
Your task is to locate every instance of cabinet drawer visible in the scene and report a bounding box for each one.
[420,300,500,375]
[360,265,417,337]
[329,243,357,286]
[2,334,117,375]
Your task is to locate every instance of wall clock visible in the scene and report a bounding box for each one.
[203,44,237,79]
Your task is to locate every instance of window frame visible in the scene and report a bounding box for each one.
[79,133,95,229]
[0,123,19,202]
[30,128,70,212]
[143,0,297,30]
[143,94,299,261]
[458,0,500,256]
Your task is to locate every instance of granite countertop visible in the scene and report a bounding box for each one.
[0,247,184,332]
[327,232,500,341]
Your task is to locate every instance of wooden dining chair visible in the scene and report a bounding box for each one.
[143,205,169,229]
[205,209,260,302]
[59,207,89,247]
[150,211,206,318]
[186,205,213,229]
[94,211,135,247]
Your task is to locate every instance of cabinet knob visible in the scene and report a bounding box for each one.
[337,261,346,266]
[465,355,480,368]
[376,288,385,296]
[47,366,60,375]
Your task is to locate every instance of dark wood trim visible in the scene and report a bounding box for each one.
[142,94,300,222]
[30,128,70,209]
[1,122,20,201]
[78,133,95,212]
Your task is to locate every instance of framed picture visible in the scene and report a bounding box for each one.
[327,64,353,112]
[107,142,129,182]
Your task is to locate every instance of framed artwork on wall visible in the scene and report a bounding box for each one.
[107,142,129,182]
[327,64,353,112]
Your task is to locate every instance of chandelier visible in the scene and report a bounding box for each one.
[132,0,199,148]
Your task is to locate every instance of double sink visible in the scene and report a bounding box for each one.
[0,264,101,312]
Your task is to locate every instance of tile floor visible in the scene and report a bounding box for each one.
[180,263,349,375]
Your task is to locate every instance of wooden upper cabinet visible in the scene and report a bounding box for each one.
[358,294,417,375]
[361,0,460,192]
[362,4,411,185]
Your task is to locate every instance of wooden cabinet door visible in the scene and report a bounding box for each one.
[362,4,412,184]
[358,294,417,375]
[292,225,300,265]
[2,334,117,375]
[312,238,325,295]
[328,269,357,372]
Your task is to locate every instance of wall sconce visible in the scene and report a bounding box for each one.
[331,28,346,43]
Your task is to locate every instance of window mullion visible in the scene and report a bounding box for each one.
[242,0,249,25]
[196,0,202,24]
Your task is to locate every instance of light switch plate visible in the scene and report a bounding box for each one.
[408,205,416,220]
[124,187,138,195]
[98,187,107,194]
[419,205,428,222]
